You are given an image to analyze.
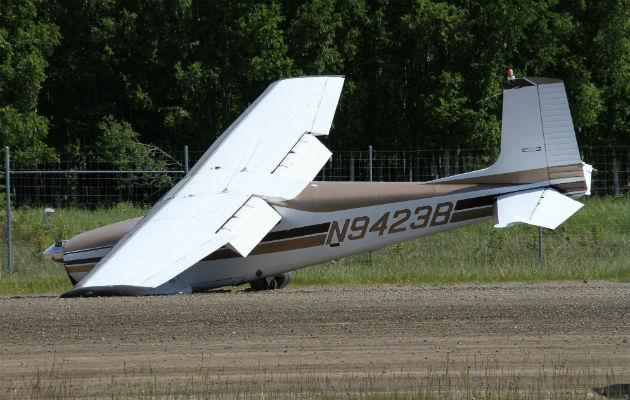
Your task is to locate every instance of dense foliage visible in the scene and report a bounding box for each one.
[1,0,628,161]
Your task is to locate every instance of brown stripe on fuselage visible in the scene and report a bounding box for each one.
[66,264,95,273]
[454,194,495,211]
[450,206,494,223]
[547,163,584,180]
[262,222,330,242]
[437,167,550,184]
[251,234,326,255]
[553,180,587,194]
[274,182,510,212]
[202,234,327,262]
[435,164,584,185]
[65,257,102,266]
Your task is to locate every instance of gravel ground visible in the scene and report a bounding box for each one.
[0,282,628,397]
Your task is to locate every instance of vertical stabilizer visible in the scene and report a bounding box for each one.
[493,82,548,174]
[433,75,588,191]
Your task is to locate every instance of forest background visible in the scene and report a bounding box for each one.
[1,0,628,166]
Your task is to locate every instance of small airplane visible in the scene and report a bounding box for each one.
[44,71,592,297]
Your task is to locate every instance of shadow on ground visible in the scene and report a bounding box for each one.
[593,384,630,399]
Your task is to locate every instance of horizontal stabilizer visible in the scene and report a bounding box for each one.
[494,188,583,229]
[218,196,281,257]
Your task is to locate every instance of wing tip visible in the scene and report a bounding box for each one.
[279,75,345,80]
[275,75,345,86]
[61,285,152,298]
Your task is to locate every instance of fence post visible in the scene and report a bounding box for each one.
[401,150,407,180]
[538,226,543,262]
[184,145,189,175]
[612,157,620,195]
[443,149,450,177]
[462,152,467,173]
[350,154,355,181]
[368,145,373,263]
[368,145,373,182]
[5,146,12,274]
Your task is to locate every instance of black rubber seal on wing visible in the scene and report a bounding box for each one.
[60,285,151,297]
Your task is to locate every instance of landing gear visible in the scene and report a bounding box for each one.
[249,272,293,291]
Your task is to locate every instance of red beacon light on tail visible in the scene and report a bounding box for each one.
[507,69,516,81]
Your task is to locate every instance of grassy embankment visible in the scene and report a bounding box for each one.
[0,196,627,295]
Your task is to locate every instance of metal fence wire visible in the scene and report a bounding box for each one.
[1,146,628,208]
[316,147,629,194]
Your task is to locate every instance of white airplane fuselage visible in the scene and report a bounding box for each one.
[58,173,586,291]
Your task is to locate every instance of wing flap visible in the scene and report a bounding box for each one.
[226,171,308,201]
[273,133,332,181]
[218,196,281,257]
[494,188,583,229]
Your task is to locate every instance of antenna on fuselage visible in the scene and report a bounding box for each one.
[43,208,62,247]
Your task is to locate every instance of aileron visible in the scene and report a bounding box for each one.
[219,196,282,257]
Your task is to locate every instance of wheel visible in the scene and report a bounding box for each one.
[273,271,293,289]
[249,272,293,291]
[249,277,272,291]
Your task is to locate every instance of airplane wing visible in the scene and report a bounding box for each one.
[62,76,345,297]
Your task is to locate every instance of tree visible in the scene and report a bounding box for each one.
[31,0,628,158]
[176,0,294,149]
[584,0,630,148]
[0,0,59,161]
[40,0,295,154]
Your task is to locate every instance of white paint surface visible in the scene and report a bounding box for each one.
[74,76,345,290]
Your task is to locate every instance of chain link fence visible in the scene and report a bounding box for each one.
[2,146,628,208]
[316,146,629,194]
[0,145,627,276]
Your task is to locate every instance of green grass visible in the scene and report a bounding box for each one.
[0,202,150,295]
[293,195,629,286]
[0,196,627,295]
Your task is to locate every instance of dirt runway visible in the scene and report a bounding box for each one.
[0,282,628,397]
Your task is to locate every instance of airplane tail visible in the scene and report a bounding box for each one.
[435,73,593,229]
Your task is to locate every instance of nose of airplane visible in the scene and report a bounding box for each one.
[43,242,65,263]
